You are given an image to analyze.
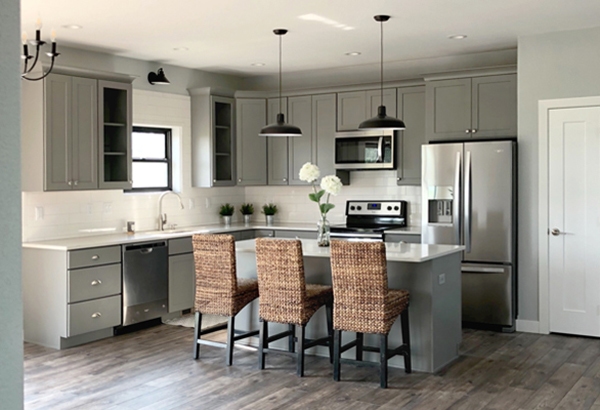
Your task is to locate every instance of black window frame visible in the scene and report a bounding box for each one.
[128,126,173,192]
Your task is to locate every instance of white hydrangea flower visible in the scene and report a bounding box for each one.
[299,162,320,183]
[320,175,342,196]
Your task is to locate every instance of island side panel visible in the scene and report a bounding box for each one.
[431,253,462,372]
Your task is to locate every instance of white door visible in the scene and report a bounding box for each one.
[549,106,600,336]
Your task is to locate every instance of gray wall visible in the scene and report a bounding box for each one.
[55,45,244,95]
[518,26,600,321]
[0,0,24,408]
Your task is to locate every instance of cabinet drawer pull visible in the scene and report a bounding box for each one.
[74,180,78,186]
[471,129,477,134]
[91,280,102,286]
[91,312,102,318]
[91,255,99,260]
[465,129,471,134]
[67,180,72,186]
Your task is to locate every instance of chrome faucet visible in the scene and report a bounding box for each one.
[158,191,184,231]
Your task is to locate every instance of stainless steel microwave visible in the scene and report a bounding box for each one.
[334,130,395,170]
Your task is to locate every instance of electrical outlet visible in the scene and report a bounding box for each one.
[103,202,112,213]
[35,206,44,221]
[438,273,446,285]
[188,198,195,210]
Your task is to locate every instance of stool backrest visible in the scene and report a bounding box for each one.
[192,234,237,314]
[330,240,388,307]
[255,238,306,324]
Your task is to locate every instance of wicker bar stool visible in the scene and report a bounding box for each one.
[192,234,259,365]
[329,240,411,388]
[255,238,334,377]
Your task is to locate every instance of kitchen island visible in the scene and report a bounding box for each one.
[234,239,464,373]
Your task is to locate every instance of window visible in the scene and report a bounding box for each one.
[129,126,172,191]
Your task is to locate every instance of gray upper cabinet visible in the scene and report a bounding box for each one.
[313,93,336,179]
[287,95,313,185]
[45,74,98,191]
[337,89,396,131]
[189,88,236,187]
[396,86,426,185]
[425,74,516,141]
[98,80,132,190]
[236,98,267,185]
[267,97,289,185]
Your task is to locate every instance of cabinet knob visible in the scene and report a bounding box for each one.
[471,129,477,134]
[91,255,99,260]
[213,179,217,183]
[465,129,471,134]
[67,181,72,186]
[91,312,102,318]
[129,180,133,184]
[283,178,287,182]
[91,280,102,286]
[397,177,401,181]
[73,180,78,186]
[238,178,242,183]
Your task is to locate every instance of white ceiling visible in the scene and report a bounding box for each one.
[20,0,600,77]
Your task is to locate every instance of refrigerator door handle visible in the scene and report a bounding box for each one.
[453,151,462,245]
[461,266,506,274]
[465,150,472,253]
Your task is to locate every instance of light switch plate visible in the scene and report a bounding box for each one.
[438,273,446,285]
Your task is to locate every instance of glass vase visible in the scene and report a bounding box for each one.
[317,215,331,247]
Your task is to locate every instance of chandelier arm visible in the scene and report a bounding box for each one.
[24,45,41,75]
[22,57,56,81]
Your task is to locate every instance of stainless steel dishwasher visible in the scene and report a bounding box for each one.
[122,241,168,326]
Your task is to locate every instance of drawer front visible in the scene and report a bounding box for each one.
[254,229,274,238]
[384,234,421,244]
[68,264,121,303]
[168,237,193,255]
[68,295,121,337]
[69,246,121,269]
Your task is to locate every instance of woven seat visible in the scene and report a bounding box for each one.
[330,240,411,388]
[255,238,333,377]
[192,234,259,365]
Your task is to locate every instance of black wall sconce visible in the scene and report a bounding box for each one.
[148,68,170,85]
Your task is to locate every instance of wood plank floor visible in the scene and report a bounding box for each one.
[23,324,600,410]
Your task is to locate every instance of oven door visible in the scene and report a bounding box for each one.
[335,130,395,170]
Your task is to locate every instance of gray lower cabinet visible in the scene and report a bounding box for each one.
[168,237,195,313]
[425,74,516,141]
[396,86,426,185]
[236,98,267,185]
[23,245,122,349]
[385,234,421,244]
[337,89,397,131]
[274,230,316,240]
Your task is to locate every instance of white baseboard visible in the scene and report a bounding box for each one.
[516,319,541,333]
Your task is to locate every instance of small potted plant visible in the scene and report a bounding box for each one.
[219,203,235,227]
[240,203,254,226]
[262,203,278,226]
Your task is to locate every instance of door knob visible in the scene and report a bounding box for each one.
[551,228,562,236]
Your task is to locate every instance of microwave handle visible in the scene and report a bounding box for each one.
[377,137,383,162]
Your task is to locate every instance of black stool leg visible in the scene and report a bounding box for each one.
[380,334,388,389]
[401,309,412,373]
[325,302,334,363]
[226,316,235,366]
[356,332,364,361]
[193,312,202,359]
[296,325,306,377]
[258,320,268,370]
[333,329,342,382]
[288,324,295,353]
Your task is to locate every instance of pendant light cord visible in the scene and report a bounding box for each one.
[279,33,282,115]
[380,19,384,108]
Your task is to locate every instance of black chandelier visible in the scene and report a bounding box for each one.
[21,19,60,82]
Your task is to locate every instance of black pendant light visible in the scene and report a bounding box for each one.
[148,68,170,85]
[359,15,406,131]
[259,29,302,137]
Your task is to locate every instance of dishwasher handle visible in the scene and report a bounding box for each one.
[124,241,166,252]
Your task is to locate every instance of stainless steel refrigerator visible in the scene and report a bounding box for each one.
[421,140,517,331]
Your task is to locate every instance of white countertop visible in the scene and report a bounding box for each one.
[22,222,422,251]
[236,239,463,263]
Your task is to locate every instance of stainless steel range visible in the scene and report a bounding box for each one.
[330,200,407,241]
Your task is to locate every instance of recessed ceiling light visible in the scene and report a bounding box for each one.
[61,24,82,29]
[345,52,361,56]
[173,47,189,51]
[251,63,265,67]
[448,34,467,40]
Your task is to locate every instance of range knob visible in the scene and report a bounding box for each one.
[357,206,362,211]
[350,206,355,211]
[387,206,392,211]
[394,206,399,211]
